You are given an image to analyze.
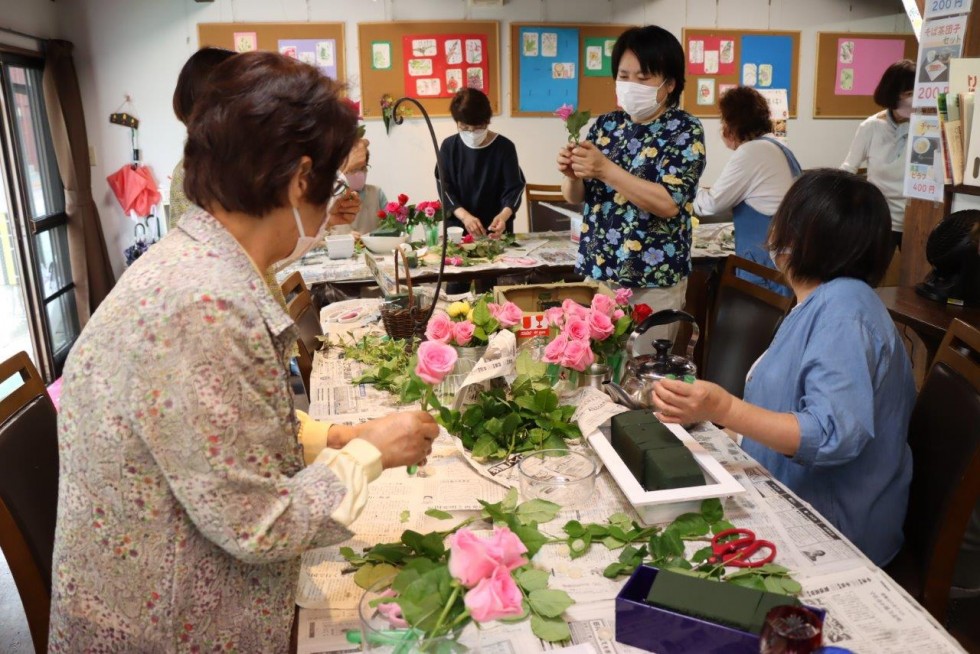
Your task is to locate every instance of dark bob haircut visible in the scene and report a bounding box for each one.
[768,169,892,287]
[172,47,234,125]
[184,51,358,217]
[611,25,685,108]
[873,59,915,110]
[720,86,772,143]
[450,88,492,126]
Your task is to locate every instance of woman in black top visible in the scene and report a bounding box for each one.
[438,88,525,236]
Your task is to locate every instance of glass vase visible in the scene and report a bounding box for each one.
[425,223,441,248]
[359,579,478,653]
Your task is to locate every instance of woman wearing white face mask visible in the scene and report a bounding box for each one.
[49,52,439,652]
[557,25,706,322]
[438,88,525,238]
[841,59,915,253]
[343,146,390,236]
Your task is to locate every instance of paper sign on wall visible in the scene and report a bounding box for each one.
[583,37,612,77]
[834,38,907,96]
[912,15,969,108]
[758,88,789,140]
[903,113,946,201]
[278,39,338,80]
[923,0,973,19]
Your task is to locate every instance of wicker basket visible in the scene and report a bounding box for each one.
[380,248,433,340]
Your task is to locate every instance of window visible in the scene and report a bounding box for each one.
[0,53,78,380]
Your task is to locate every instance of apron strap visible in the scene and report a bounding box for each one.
[760,136,803,178]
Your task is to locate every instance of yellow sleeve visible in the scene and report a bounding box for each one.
[296,410,333,465]
[313,439,383,526]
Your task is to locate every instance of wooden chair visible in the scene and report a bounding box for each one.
[280,270,314,309]
[886,318,980,623]
[287,286,324,397]
[700,255,793,398]
[524,183,582,233]
[0,351,59,653]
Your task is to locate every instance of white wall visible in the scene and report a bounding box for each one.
[0,0,61,51]
[52,0,913,276]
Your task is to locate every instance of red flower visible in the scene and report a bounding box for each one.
[397,193,409,205]
[632,303,653,324]
[462,234,474,244]
[376,210,387,219]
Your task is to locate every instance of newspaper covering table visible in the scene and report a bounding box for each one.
[295,308,964,654]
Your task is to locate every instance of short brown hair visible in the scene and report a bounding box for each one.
[719,86,772,143]
[450,88,492,126]
[172,47,235,125]
[873,59,915,110]
[768,169,892,286]
[611,26,685,108]
[183,51,358,217]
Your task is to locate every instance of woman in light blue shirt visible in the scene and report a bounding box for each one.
[653,169,915,566]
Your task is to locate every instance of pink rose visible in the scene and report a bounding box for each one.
[486,526,528,571]
[612,309,625,321]
[591,293,617,316]
[615,287,633,306]
[377,589,409,628]
[543,307,565,329]
[561,339,595,372]
[425,312,453,343]
[423,206,436,218]
[444,256,464,266]
[561,298,589,322]
[384,201,401,213]
[554,104,574,121]
[453,320,476,346]
[464,565,525,622]
[542,333,569,364]
[564,317,590,342]
[448,528,497,587]
[588,310,615,341]
[415,341,458,385]
[495,302,523,328]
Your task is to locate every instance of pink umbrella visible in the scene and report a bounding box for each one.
[106,164,161,217]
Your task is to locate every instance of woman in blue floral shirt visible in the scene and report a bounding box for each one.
[558,25,705,322]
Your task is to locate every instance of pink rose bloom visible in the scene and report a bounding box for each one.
[384,201,401,213]
[453,320,476,346]
[591,294,617,317]
[615,287,633,306]
[415,341,458,385]
[563,317,590,342]
[425,312,453,343]
[444,256,464,266]
[588,310,615,341]
[377,589,409,628]
[612,309,625,321]
[554,104,574,121]
[495,302,523,328]
[542,333,569,364]
[561,298,589,322]
[543,307,565,329]
[464,565,525,623]
[561,338,595,372]
[486,526,528,571]
[423,206,437,218]
[448,528,497,587]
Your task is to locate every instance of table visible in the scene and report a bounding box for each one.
[876,286,980,363]
[292,307,967,654]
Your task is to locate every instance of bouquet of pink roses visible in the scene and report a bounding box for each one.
[424,295,523,348]
[541,287,642,374]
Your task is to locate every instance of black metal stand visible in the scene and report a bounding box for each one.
[390,97,450,326]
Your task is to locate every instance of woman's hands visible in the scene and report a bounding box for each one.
[354,411,439,469]
[556,143,577,179]
[454,208,486,236]
[327,191,361,227]
[651,378,734,426]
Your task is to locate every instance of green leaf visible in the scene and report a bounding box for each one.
[424,508,453,520]
[727,574,768,591]
[601,535,626,549]
[339,546,365,565]
[392,558,438,594]
[763,576,787,594]
[700,498,724,524]
[353,562,398,590]
[399,510,410,523]
[608,513,633,531]
[779,577,803,595]
[471,434,499,459]
[563,520,586,538]
[567,534,592,559]
[528,589,574,618]
[516,499,561,525]
[535,389,559,414]
[513,523,549,557]
[530,613,571,642]
[399,566,456,632]
[603,562,636,578]
[541,433,570,451]
[516,569,551,592]
[667,512,710,538]
[754,563,790,575]
[710,520,736,535]
[691,546,713,563]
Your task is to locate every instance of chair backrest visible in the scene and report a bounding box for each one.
[701,255,794,398]
[903,318,980,620]
[280,270,314,309]
[524,183,581,232]
[0,351,59,653]
[287,288,324,397]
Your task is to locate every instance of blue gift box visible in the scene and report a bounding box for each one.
[615,565,825,654]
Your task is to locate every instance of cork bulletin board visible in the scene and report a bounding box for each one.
[681,28,801,118]
[509,23,630,117]
[198,22,346,82]
[813,31,919,118]
[357,21,500,119]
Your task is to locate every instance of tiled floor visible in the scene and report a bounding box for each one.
[0,548,34,654]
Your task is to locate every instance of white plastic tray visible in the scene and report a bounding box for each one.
[588,421,746,525]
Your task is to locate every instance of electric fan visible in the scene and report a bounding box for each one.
[915,209,980,307]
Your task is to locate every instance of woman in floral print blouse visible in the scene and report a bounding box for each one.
[49,52,438,653]
[558,25,706,331]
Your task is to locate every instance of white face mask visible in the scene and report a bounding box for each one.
[768,247,791,268]
[616,80,665,122]
[892,95,913,121]
[459,129,488,149]
[276,205,329,271]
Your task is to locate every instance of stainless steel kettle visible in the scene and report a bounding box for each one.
[605,309,699,409]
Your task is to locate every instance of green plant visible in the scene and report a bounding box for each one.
[444,233,517,265]
[342,333,415,395]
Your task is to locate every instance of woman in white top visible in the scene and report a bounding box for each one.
[841,59,914,251]
[694,86,801,295]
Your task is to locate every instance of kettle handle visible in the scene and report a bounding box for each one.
[627,309,700,361]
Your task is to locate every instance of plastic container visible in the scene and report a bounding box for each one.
[518,449,597,507]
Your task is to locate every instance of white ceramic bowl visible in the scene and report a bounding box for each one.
[325,234,355,259]
[361,232,409,254]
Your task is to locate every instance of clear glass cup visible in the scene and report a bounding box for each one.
[759,605,823,654]
[518,449,597,508]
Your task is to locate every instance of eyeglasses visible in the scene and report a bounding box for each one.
[456,123,488,132]
[332,173,350,198]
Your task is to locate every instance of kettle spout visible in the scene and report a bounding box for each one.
[603,381,638,410]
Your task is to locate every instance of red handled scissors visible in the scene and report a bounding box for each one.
[707,528,777,568]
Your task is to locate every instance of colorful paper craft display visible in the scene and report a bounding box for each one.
[278,38,338,80]
[401,34,489,99]
[518,26,580,112]
[834,38,907,96]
